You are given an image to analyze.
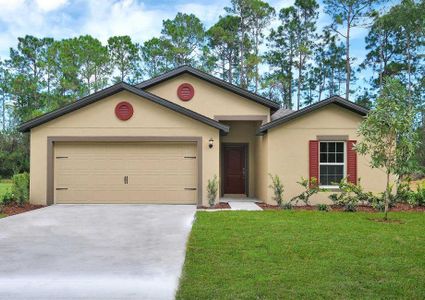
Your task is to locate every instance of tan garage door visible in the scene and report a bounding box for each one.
[54,142,198,204]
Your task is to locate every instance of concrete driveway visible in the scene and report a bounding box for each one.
[0,204,196,299]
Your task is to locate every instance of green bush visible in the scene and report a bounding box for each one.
[329,178,376,212]
[207,175,218,207]
[407,182,425,207]
[1,190,15,205]
[269,174,285,207]
[11,172,29,206]
[317,204,331,212]
[282,202,292,210]
[289,177,322,206]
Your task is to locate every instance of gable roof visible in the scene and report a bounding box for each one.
[18,82,230,133]
[136,65,280,111]
[257,96,369,134]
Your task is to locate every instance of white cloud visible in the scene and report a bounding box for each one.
[81,0,169,44]
[176,2,227,27]
[35,0,68,12]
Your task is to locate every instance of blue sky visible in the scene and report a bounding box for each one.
[0,0,397,91]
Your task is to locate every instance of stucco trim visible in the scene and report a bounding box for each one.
[214,115,268,124]
[46,136,203,206]
[257,96,369,134]
[19,82,229,133]
[136,65,280,111]
[317,135,349,141]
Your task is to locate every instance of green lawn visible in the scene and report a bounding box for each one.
[177,211,425,299]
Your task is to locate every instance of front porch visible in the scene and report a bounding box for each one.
[217,120,266,201]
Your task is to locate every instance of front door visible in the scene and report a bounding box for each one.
[223,144,247,195]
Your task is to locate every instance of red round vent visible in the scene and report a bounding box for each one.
[115,102,134,121]
[177,83,194,101]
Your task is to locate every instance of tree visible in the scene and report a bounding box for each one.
[0,61,11,130]
[324,0,380,100]
[206,15,240,83]
[362,12,400,91]
[161,13,205,67]
[248,0,275,92]
[293,0,319,110]
[265,6,298,108]
[356,79,419,220]
[225,0,253,88]
[7,35,53,122]
[75,35,110,94]
[140,37,173,78]
[107,36,140,83]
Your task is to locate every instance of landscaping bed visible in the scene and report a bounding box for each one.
[177,211,425,299]
[256,202,425,212]
[199,202,231,210]
[1,203,45,216]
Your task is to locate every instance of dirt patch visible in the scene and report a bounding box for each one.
[368,218,405,224]
[255,202,425,212]
[1,203,45,216]
[200,202,231,209]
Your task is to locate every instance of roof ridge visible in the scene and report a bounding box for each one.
[135,65,280,110]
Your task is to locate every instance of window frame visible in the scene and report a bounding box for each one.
[318,141,346,189]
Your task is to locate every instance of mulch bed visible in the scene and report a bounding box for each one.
[200,202,231,209]
[1,203,45,216]
[256,202,425,212]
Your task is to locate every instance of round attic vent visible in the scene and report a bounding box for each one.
[115,101,134,121]
[177,83,194,101]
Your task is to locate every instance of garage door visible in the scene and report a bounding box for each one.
[54,142,198,204]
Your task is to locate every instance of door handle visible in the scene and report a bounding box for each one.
[124,176,128,184]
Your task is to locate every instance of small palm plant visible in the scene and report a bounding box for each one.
[269,174,284,207]
[207,175,218,207]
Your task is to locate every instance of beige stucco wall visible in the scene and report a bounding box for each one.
[264,104,390,205]
[255,134,268,202]
[220,121,260,197]
[29,91,219,206]
[146,74,271,121]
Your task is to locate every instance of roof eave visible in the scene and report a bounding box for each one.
[18,82,230,134]
[257,97,369,135]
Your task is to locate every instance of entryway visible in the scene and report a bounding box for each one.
[222,144,248,196]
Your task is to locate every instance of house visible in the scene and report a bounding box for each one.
[19,66,387,207]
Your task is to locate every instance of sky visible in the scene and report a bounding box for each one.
[0,0,396,91]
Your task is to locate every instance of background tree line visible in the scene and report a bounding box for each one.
[0,0,424,178]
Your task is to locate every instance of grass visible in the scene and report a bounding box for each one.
[177,211,425,299]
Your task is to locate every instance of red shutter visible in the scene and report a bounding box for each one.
[346,140,357,184]
[309,140,319,187]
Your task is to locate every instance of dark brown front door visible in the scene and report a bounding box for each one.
[223,145,246,194]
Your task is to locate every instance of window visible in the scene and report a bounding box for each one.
[319,141,345,187]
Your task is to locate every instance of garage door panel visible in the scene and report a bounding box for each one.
[54,142,198,204]
[55,190,196,204]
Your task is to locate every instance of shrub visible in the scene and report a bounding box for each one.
[317,204,331,212]
[415,183,425,206]
[407,182,425,207]
[207,175,218,207]
[1,190,15,206]
[11,172,29,206]
[289,177,321,206]
[329,178,375,212]
[282,202,292,210]
[269,174,284,207]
